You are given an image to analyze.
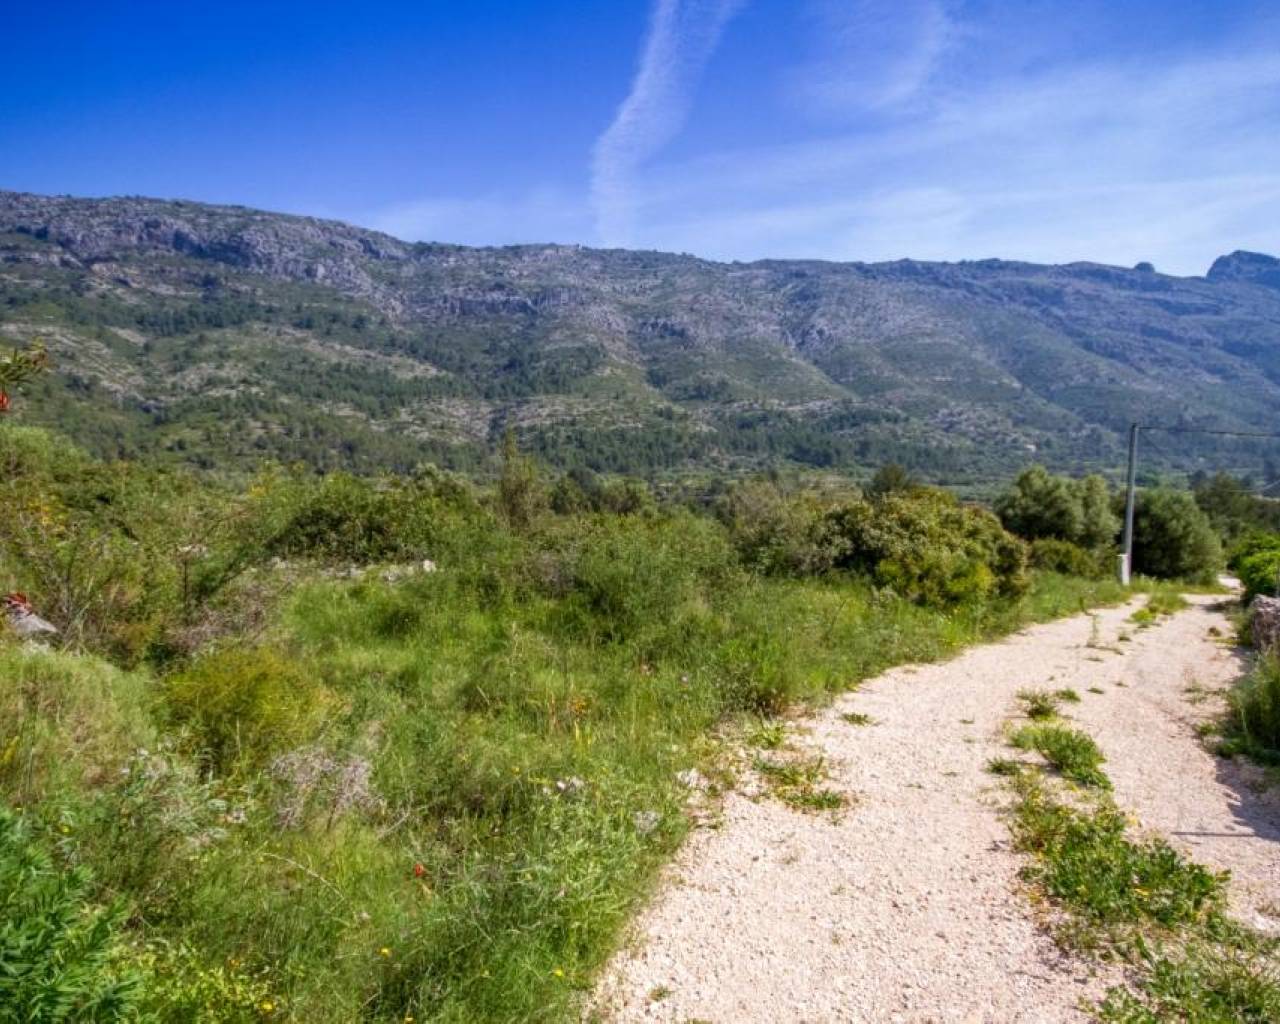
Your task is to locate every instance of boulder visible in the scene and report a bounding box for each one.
[1251,595,1280,652]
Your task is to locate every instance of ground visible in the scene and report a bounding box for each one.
[591,594,1278,1023]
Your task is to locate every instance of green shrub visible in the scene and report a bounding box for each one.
[1236,548,1280,603]
[996,466,1118,549]
[0,807,145,1023]
[716,480,845,575]
[1131,489,1223,582]
[1012,724,1110,787]
[826,489,1028,605]
[166,647,337,773]
[1030,538,1109,578]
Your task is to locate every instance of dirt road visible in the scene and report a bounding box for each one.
[593,595,1276,1023]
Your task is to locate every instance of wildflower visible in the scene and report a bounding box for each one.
[379,947,392,957]
[413,862,426,878]
[552,967,564,978]
[259,999,275,1013]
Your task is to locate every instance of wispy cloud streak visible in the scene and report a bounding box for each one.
[590,0,744,246]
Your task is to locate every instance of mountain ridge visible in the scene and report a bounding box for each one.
[2,189,1279,483]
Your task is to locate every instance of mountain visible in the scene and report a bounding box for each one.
[3,189,1280,484]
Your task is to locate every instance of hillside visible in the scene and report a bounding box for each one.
[3,190,1280,482]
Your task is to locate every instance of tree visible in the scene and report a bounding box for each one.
[0,342,50,414]
[994,466,1118,550]
[496,429,546,531]
[1131,488,1223,582]
[866,463,917,498]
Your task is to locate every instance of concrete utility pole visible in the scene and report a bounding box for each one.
[1120,423,1139,585]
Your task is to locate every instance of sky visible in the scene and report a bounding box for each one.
[2,0,1278,275]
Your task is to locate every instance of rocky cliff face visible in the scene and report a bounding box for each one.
[1208,251,1280,291]
[2,189,1279,481]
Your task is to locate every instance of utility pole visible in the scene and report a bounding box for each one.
[1120,422,1138,585]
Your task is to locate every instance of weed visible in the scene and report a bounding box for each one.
[754,755,847,813]
[1088,687,1105,695]
[746,719,787,750]
[1018,689,1063,720]
[1054,688,1082,703]
[1010,776,1222,928]
[840,712,873,726]
[986,757,1025,777]
[1011,724,1110,788]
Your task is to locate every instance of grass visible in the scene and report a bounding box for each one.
[840,711,873,726]
[1011,724,1111,788]
[1018,689,1063,720]
[1218,653,1280,767]
[753,755,847,812]
[1130,585,1190,626]
[994,710,1280,1022]
[1,556,1133,1021]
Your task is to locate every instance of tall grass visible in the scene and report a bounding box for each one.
[1,560,1132,1022]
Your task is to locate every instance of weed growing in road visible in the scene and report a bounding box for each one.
[1011,724,1110,788]
[1010,775,1222,930]
[840,711,873,726]
[1054,688,1081,703]
[753,755,847,813]
[746,719,787,750]
[995,710,1280,1022]
[986,757,1025,777]
[1018,689,1063,720]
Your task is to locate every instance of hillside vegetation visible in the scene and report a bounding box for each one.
[4,191,1280,482]
[0,414,1193,1023]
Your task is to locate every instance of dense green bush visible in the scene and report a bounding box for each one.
[826,489,1029,605]
[165,647,337,773]
[0,808,144,1023]
[1130,489,1223,582]
[715,480,846,576]
[1229,533,1280,601]
[1029,538,1110,579]
[995,465,1118,549]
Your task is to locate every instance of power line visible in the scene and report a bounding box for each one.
[1137,426,1280,440]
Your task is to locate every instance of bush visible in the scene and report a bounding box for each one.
[1230,533,1280,602]
[1030,538,1109,579]
[1228,654,1280,759]
[996,466,1119,550]
[716,480,845,576]
[826,489,1029,605]
[0,807,145,1023]
[545,512,740,644]
[1130,489,1223,582]
[165,647,337,774]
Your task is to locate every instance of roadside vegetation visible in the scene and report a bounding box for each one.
[0,350,1245,1024]
[994,699,1280,1021]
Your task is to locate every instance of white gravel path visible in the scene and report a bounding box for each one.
[592,595,1277,1023]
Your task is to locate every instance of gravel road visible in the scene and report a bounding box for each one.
[592,595,1274,1023]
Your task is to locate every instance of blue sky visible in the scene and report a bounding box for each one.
[3,1,1278,274]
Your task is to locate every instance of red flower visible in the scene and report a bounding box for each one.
[413,863,426,878]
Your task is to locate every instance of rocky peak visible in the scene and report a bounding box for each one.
[1206,250,1280,290]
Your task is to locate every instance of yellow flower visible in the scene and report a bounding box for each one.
[259,1000,274,1013]
[552,968,564,978]
[379,947,392,957]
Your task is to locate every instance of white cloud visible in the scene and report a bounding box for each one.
[608,40,1280,274]
[589,0,745,247]
[796,0,958,114]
